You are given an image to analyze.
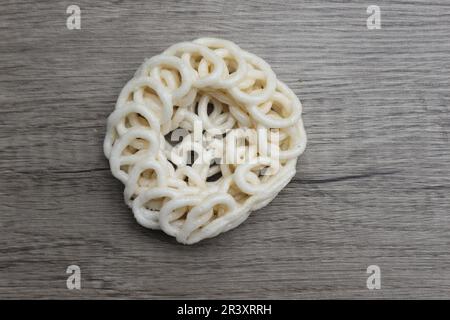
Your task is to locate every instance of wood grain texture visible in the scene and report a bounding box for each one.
[1,0,449,299]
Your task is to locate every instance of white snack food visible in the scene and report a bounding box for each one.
[104,38,307,244]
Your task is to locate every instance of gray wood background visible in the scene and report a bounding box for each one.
[0,0,449,299]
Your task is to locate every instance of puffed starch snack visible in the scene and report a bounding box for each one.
[104,38,307,244]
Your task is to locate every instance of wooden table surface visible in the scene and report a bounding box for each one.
[1,0,449,299]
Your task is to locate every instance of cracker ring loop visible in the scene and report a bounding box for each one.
[163,42,226,89]
[136,55,194,101]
